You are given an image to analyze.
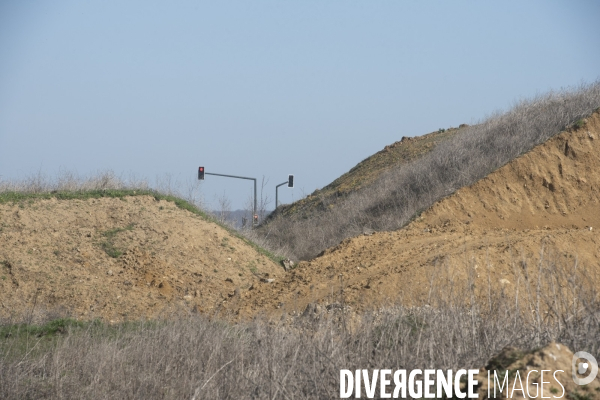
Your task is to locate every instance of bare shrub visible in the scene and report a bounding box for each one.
[216,191,233,224]
[257,176,272,222]
[259,81,600,260]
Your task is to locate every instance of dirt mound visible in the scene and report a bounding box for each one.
[225,111,600,318]
[475,342,600,399]
[417,115,600,233]
[0,195,282,322]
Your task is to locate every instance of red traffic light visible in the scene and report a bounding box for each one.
[198,166,205,180]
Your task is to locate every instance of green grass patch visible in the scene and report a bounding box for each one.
[0,189,152,205]
[1,318,85,338]
[0,318,86,360]
[103,224,134,239]
[100,241,123,258]
[221,237,236,252]
[99,224,134,258]
[0,318,169,362]
[574,119,587,129]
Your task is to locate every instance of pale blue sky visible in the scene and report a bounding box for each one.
[1,1,599,210]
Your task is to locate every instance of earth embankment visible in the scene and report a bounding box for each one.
[226,112,600,318]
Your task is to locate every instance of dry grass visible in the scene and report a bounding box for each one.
[0,170,149,194]
[1,252,598,399]
[0,170,209,209]
[258,81,600,260]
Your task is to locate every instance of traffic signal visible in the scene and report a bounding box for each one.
[198,166,205,180]
[288,174,294,188]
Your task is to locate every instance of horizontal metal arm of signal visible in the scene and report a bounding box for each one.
[205,172,256,182]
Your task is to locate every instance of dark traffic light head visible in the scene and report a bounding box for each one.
[288,174,294,188]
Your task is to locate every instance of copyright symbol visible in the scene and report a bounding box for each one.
[572,351,598,385]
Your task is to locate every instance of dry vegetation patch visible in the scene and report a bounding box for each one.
[1,271,599,399]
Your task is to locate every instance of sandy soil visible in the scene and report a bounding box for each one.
[225,111,600,318]
[0,195,282,322]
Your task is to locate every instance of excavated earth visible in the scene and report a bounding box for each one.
[0,196,282,322]
[225,111,600,318]
[2,112,600,324]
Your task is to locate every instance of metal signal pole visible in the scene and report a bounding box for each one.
[198,167,257,225]
[275,181,287,209]
[275,175,294,209]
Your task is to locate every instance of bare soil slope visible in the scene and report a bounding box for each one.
[226,111,600,318]
[0,195,282,322]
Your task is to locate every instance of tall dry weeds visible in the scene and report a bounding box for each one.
[0,169,207,210]
[1,252,598,399]
[0,170,148,194]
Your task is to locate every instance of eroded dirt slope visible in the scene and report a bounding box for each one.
[0,195,282,322]
[226,111,600,318]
